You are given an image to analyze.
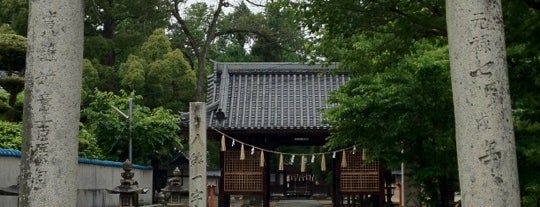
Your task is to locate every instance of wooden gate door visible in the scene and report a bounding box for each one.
[334,151,384,207]
[219,150,268,207]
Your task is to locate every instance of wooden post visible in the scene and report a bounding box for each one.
[189,102,207,207]
[332,154,340,207]
[263,151,270,207]
[208,185,215,207]
[19,0,84,206]
[218,149,229,207]
[379,165,385,207]
[446,0,521,206]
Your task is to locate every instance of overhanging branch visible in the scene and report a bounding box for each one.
[171,0,202,58]
[214,28,270,39]
[245,0,266,8]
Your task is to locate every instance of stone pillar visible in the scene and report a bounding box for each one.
[446,0,521,206]
[19,0,84,206]
[189,102,207,207]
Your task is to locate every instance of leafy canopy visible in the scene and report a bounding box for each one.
[325,39,456,206]
[81,90,182,164]
[0,120,21,149]
[117,29,196,112]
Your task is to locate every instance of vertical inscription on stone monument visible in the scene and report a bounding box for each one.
[27,8,60,192]
[189,103,207,207]
[20,1,84,205]
[460,2,514,188]
[447,1,521,205]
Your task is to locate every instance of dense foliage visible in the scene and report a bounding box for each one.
[503,1,540,206]
[0,120,105,159]
[287,0,540,206]
[81,90,182,164]
[287,0,446,70]
[0,76,24,121]
[0,120,21,149]
[0,0,27,35]
[83,0,169,66]
[0,28,26,75]
[326,40,457,206]
[118,29,196,111]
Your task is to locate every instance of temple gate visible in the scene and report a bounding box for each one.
[206,62,386,207]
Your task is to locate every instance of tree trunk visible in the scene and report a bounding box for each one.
[195,56,206,102]
[446,0,521,206]
[102,18,116,66]
[19,0,84,206]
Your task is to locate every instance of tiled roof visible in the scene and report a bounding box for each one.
[207,62,349,131]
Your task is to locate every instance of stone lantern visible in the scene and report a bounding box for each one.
[156,191,166,205]
[161,167,187,207]
[108,159,148,207]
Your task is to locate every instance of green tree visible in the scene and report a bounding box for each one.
[81,59,103,102]
[147,49,196,111]
[0,87,8,111]
[77,125,105,159]
[0,77,24,121]
[325,41,457,206]
[81,90,183,164]
[169,0,274,101]
[0,119,104,159]
[118,29,196,112]
[210,2,263,62]
[250,1,304,62]
[118,55,146,94]
[82,0,170,93]
[503,1,540,206]
[0,30,26,76]
[209,1,305,62]
[140,29,172,62]
[0,0,28,35]
[0,120,22,149]
[0,27,26,121]
[210,43,259,62]
[169,1,224,101]
[84,0,169,66]
[169,2,207,68]
[286,0,446,68]
[286,0,540,205]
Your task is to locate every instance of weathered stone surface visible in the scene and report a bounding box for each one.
[19,0,84,206]
[446,0,521,206]
[189,102,208,207]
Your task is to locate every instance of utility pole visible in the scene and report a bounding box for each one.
[128,98,133,161]
[446,0,521,206]
[111,98,134,161]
